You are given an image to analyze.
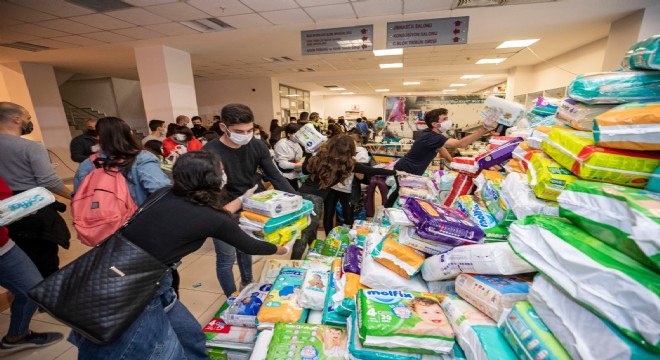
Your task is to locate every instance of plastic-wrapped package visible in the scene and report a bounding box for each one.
[360,233,428,292]
[475,137,523,171]
[489,136,521,146]
[454,195,509,241]
[621,35,660,70]
[347,315,423,360]
[480,180,516,226]
[593,100,660,151]
[499,301,572,360]
[357,289,455,353]
[307,310,323,324]
[222,283,272,327]
[398,226,454,255]
[426,280,455,294]
[239,199,313,234]
[372,237,425,279]
[555,98,613,130]
[294,123,327,153]
[500,172,559,219]
[526,126,553,150]
[399,174,431,189]
[455,274,531,321]
[421,242,534,282]
[204,295,257,350]
[322,259,348,327]
[349,220,390,248]
[433,170,459,191]
[384,208,414,226]
[308,226,351,257]
[0,187,55,227]
[480,95,526,127]
[441,294,517,360]
[400,186,432,200]
[450,157,479,176]
[298,266,330,311]
[542,128,660,188]
[258,216,308,246]
[525,152,578,201]
[443,173,476,207]
[258,259,327,284]
[567,71,660,104]
[266,322,347,360]
[242,190,302,217]
[333,272,365,317]
[530,96,561,117]
[473,170,506,193]
[648,166,660,192]
[508,215,660,352]
[529,275,658,360]
[558,180,660,271]
[249,330,273,360]
[342,245,363,274]
[256,267,309,329]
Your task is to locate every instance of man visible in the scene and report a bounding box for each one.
[385,107,496,207]
[209,115,224,136]
[355,117,369,135]
[289,116,297,124]
[309,112,321,132]
[191,116,206,139]
[141,119,166,145]
[0,176,64,353]
[69,119,98,163]
[0,102,72,278]
[175,114,190,127]
[298,111,309,125]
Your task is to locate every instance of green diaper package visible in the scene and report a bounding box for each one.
[322,259,348,327]
[357,289,455,354]
[455,195,509,241]
[499,301,571,360]
[266,322,348,360]
[480,179,517,226]
[347,315,422,360]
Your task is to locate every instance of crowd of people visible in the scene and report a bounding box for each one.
[0,100,495,358]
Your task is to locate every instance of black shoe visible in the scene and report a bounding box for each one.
[0,331,64,352]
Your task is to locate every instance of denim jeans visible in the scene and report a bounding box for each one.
[0,244,43,338]
[213,238,252,296]
[69,274,208,360]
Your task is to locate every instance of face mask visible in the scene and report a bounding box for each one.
[439,120,453,132]
[223,125,253,146]
[21,121,33,135]
[173,133,187,142]
[193,124,202,128]
[254,134,261,140]
[160,128,167,136]
[87,129,97,137]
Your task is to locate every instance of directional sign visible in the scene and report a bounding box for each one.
[301,25,373,55]
[387,17,469,48]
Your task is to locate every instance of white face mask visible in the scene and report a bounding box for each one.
[173,133,187,142]
[160,128,167,136]
[254,134,261,140]
[439,120,453,132]
[224,125,253,146]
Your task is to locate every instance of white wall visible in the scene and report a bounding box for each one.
[602,10,644,71]
[317,94,384,120]
[111,78,148,134]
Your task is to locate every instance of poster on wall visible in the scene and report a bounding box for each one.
[383,95,485,126]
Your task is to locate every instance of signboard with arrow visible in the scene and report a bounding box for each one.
[301,25,373,55]
[386,17,469,49]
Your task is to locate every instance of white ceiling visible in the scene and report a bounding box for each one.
[0,0,656,95]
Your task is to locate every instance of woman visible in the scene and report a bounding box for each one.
[328,133,370,228]
[273,123,302,190]
[69,151,291,359]
[162,126,203,160]
[143,139,173,177]
[326,124,343,138]
[269,119,282,148]
[299,134,406,235]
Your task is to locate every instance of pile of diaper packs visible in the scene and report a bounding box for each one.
[240,192,310,246]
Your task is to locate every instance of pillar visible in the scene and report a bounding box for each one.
[505,65,534,101]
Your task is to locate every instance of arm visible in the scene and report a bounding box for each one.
[69,136,87,163]
[353,163,397,177]
[136,152,172,195]
[444,126,490,149]
[258,145,296,194]
[273,142,297,169]
[439,147,453,162]
[213,216,288,255]
[29,143,71,199]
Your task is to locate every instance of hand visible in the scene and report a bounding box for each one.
[294,162,302,169]
[276,238,296,255]
[240,185,258,203]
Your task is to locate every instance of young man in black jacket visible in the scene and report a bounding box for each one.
[69,119,98,163]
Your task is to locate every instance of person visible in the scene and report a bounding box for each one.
[202,131,220,146]
[0,102,71,278]
[385,108,496,207]
[162,126,204,159]
[373,116,385,139]
[396,297,453,338]
[175,114,190,127]
[68,151,292,360]
[70,118,99,163]
[273,123,303,191]
[299,135,405,236]
[191,116,206,139]
[143,139,173,176]
[309,112,321,132]
[388,97,406,123]
[326,124,343,138]
[141,119,166,145]
[269,119,282,148]
[289,116,297,124]
[337,116,348,133]
[355,117,369,135]
[298,111,309,125]
[209,115,224,137]
[165,122,178,137]
[202,104,318,294]
[0,176,64,353]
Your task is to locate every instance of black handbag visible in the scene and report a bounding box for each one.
[28,188,174,345]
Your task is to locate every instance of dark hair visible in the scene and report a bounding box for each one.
[307,134,356,189]
[356,117,362,122]
[191,116,202,121]
[270,119,279,132]
[203,131,219,142]
[175,115,188,125]
[289,116,296,121]
[221,104,254,126]
[143,139,163,157]
[310,112,319,121]
[172,151,231,215]
[284,123,300,135]
[174,126,193,141]
[299,111,309,121]
[96,117,141,171]
[424,108,448,128]
[326,124,342,138]
[148,119,165,132]
[213,115,221,121]
[377,116,382,120]
[166,123,178,137]
[0,102,23,124]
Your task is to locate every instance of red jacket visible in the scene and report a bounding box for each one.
[162,136,203,158]
[0,177,12,247]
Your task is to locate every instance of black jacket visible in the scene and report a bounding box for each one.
[70,134,97,163]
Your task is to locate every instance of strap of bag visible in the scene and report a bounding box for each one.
[119,186,171,230]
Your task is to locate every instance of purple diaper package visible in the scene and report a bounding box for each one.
[403,197,485,246]
[475,137,523,171]
[342,245,363,275]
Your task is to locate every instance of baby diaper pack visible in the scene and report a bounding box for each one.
[479,180,517,227]
[593,100,660,151]
[322,259,348,328]
[525,152,578,201]
[257,267,309,329]
[243,190,302,217]
[266,322,347,360]
[443,173,477,208]
[450,157,479,177]
[384,208,414,226]
[222,283,272,327]
[499,301,571,360]
[357,289,455,353]
[400,186,432,200]
[567,71,660,104]
[258,216,308,246]
[500,172,559,219]
[294,123,327,153]
[204,295,257,351]
[309,226,351,257]
[454,195,509,241]
[475,137,523,171]
[622,34,660,70]
[372,237,425,279]
[258,259,328,284]
[455,274,531,321]
[347,315,423,360]
[0,187,55,226]
[239,199,313,234]
[480,96,526,127]
[298,266,330,311]
[555,98,613,131]
[398,226,454,255]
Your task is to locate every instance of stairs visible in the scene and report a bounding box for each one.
[61,100,145,141]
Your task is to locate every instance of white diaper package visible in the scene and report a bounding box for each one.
[307,310,323,325]
[243,190,303,217]
[455,274,531,321]
[294,123,327,153]
[297,266,330,311]
[385,208,414,226]
[500,173,559,219]
[480,96,526,127]
[426,280,456,294]
[221,283,272,327]
[421,242,535,282]
[360,233,428,292]
[0,187,55,226]
[258,259,329,284]
[398,226,454,255]
[249,330,273,360]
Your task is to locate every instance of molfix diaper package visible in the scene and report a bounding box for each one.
[525,152,578,201]
[593,100,660,151]
[421,242,535,282]
[567,71,660,104]
[372,237,425,279]
[298,266,331,311]
[441,294,517,360]
[455,195,509,241]
[555,98,613,131]
[243,190,302,217]
[499,301,572,360]
[357,289,455,354]
[266,322,347,360]
[558,180,660,271]
[455,274,531,321]
[500,173,559,219]
[0,187,55,226]
[222,283,272,327]
[528,275,657,360]
[480,95,526,127]
[398,226,454,255]
[257,267,309,329]
[508,215,660,352]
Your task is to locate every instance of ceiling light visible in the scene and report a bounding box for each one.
[497,39,539,48]
[450,83,467,87]
[380,63,403,69]
[0,42,51,52]
[181,18,235,32]
[341,92,355,95]
[329,87,346,91]
[373,49,403,56]
[375,89,390,92]
[476,58,506,64]
[460,74,483,79]
[403,81,420,85]
[443,89,457,92]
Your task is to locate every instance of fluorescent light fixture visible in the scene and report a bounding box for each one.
[497,39,539,48]
[329,87,346,91]
[450,83,467,87]
[373,49,403,56]
[379,63,403,69]
[286,94,300,97]
[460,74,483,79]
[443,89,457,92]
[403,81,420,85]
[341,92,355,95]
[476,58,506,64]
[375,89,390,92]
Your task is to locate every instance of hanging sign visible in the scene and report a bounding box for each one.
[301,25,373,55]
[387,17,469,48]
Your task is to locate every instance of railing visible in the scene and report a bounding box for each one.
[62,100,105,130]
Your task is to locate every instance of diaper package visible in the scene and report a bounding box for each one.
[222,283,272,327]
[426,280,456,294]
[243,190,303,217]
[400,186,432,200]
[259,259,326,284]
[622,34,660,70]
[342,245,363,275]
[480,180,517,227]
[384,208,414,226]
[360,233,428,292]
[333,272,366,317]
[298,266,330,311]
[433,170,459,191]
[0,187,55,226]
[593,100,660,151]
[249,330,273,360]
[500,173,559,219]
[443,173,476,207]
[204,296,257,350]
[239,199,313,235]
[307,310,323,325]
[525,152,578,201]
[454,195,509,241]
[473,170,507,192]
[648,166,660,193]
[294,123,327,153]
[555,98,613,130]
[403,197,485,246]
[475,137,523,171]
[567,71,660,104]
[455,274,531,321]
[372,237,425,279]
[421,242,535,282]
[350,220,390,248]
[398,226,454,255]
[257,267,309,329]
[529,275,658,360]
[309,226,351,257]
[499,301,571,360]
[526,126,554,150]
[558,180,660,271]
[508,215,660,352]
[322,259,348,327]
[441,295,517,360]
[450,157,479,177]
[266,322,347,360]
[347,315,423,360]
[357,289,455,353]
[530,96,561,117]
[399,174,431,189]
[542,127,660,188]
[480,95,526,127]
[256,216,308,246]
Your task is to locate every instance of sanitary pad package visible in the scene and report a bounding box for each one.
[222,283,272,327]
[257,267,309,329]
[0,187,55,226]
[593,100,660,151]
[298,266,330,311]
[266,322,347,360]
[555,98,613,131]
[567,71,660,104]
[525,152,578,201]
[455,274,531,321]
[500,172,559,219]
[372,237,425,279]
[243,190,302,217]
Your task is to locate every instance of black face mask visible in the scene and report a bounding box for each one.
[21,121,33,135]
[194,124,202,129]
[87,129,98,137]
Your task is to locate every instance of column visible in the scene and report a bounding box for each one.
[505,65,534,101]
[602,6,660,71]
[135,45,198,123]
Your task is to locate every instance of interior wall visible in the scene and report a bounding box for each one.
[59,78,118,118]
[602,10,644,71]
[318,95,385,120]
[110,78,148,134]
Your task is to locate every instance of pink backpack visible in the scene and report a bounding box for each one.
[72,154,137,246]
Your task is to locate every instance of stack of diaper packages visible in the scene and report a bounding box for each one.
[240,191,309,246]
[308,226,351,257]
[398,174,434,202]
[256,267,309,330]
[203,293,256,359]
